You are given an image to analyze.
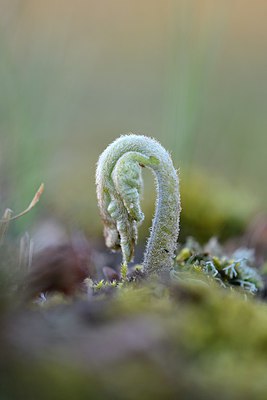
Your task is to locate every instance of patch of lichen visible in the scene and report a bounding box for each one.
[174,237,264,294]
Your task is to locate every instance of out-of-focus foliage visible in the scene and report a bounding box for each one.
[179,171,259,242]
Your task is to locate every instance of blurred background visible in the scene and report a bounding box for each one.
[0,0,266,247]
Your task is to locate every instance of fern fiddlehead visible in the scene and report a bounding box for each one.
[96,134,180,275]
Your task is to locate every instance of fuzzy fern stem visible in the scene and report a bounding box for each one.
[96,134,180,275]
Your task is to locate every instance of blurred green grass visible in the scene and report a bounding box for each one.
[0,0,266,240]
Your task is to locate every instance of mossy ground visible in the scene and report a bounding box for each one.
[1,270,267,400]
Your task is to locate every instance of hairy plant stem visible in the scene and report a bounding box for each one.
[96,134,180,275]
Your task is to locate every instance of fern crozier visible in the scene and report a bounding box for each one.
[96,134,181,275]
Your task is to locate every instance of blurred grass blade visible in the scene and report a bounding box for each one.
[0,184,44,243]
[6,183,44,222]
[19,232,34,271]
[0,208,13,244]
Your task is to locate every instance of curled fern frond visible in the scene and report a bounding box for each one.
[96,134,181,275]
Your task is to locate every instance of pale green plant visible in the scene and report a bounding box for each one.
[96,134,181,275]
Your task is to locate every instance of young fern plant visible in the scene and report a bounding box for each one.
[96,134,181,276]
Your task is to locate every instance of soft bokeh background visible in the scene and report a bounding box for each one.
[0,0,266,244]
